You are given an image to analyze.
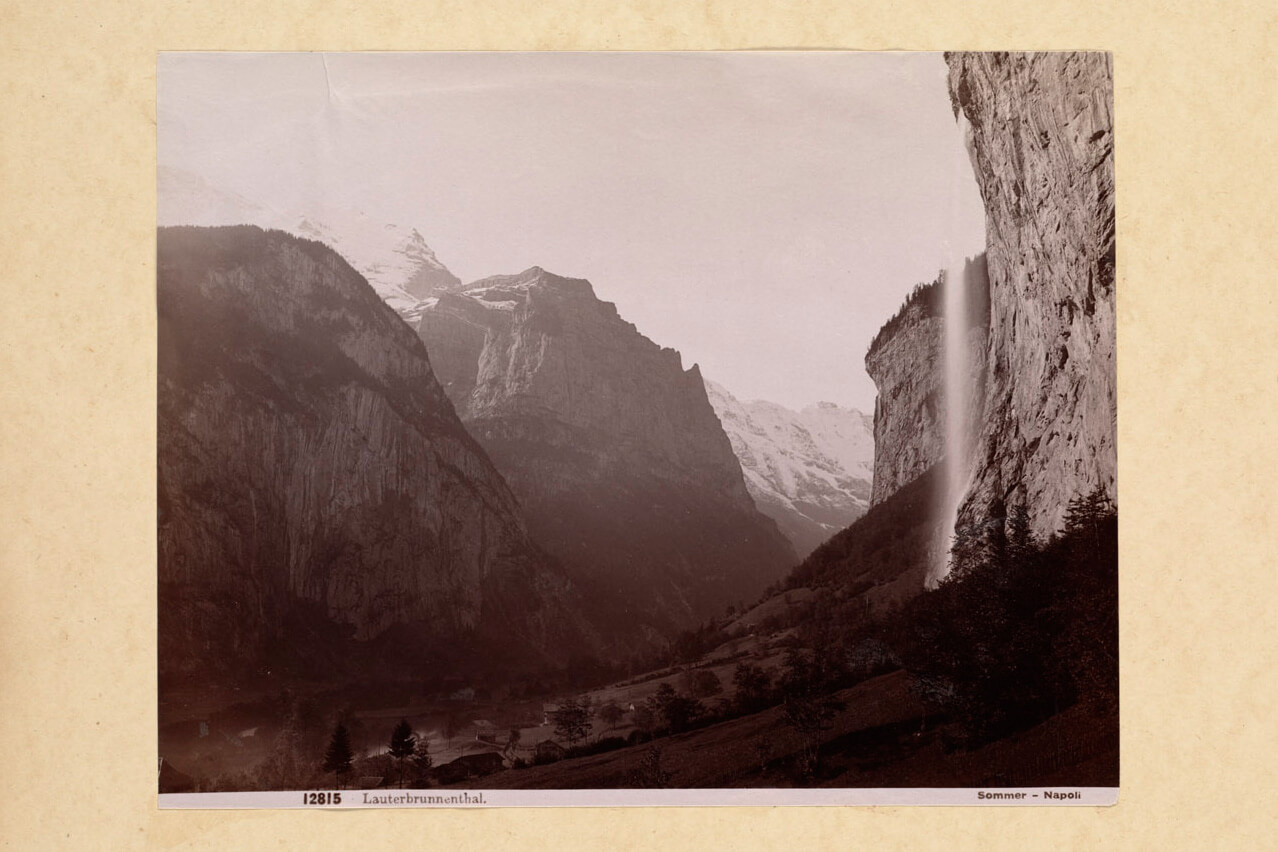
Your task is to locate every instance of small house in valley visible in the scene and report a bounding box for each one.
[472,720,499,743]
[432,751,505,784]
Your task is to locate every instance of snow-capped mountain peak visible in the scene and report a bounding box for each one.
[705,379,874,557]
[158,167,460,318]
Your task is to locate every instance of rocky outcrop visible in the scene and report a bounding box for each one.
[865,258,990,505]
[865,280,944,504]
[157,226,590,677]
[704,379,873,557]
[417,267,796,636]
[946,52,1116,536]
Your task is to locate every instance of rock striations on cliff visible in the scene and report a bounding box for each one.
[946,52,1116,537]
[866,54,1115,542]
[417,267,796,638]
[704,379,874,558]
[158,226,591,679]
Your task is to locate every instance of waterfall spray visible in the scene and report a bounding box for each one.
[927,108,980,587]
[933,258,972,586]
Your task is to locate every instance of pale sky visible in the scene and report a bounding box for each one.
[159,52,986,412]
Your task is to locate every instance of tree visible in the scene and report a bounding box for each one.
[645,682,704,733]
[339,708,367,761]
[680,668,723,699]
[643,684,675,730]
[597,699,625,731]
[732,662,772,714]
[899,484,1118,746]
[412,735,433,785]
[1005,500,1035,565]
[778,646,829,698]
[258,702,306,790]
[551,697,591,746]
[626,745,672,788]
[630,702,657,734]
[781,693,843,779]
[579,695,595,740]
[504,727,522,760]
[666,693,705,732]
[322,722,354,789]
[1064,484,1113,563]
[388,718,416,788]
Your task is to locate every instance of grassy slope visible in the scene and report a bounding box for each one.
[443,668,1116,790]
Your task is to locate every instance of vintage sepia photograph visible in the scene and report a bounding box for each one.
[156,51,1116,805]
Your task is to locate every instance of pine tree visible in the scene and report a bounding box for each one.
[946,516,987,580]
[322,722,354,789]
[1063,484,1113,562]
[1006,499,1034,566]
[388,718,416,788]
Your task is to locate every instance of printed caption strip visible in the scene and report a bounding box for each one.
[161,787,1119,808]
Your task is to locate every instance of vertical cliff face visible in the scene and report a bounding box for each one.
[865,258,990,505]
[866,282,945,504]
[946,52,1116,536]
[158,227,589,677]
[418,268,795,636]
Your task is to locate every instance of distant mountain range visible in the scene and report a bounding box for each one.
[157,171,824,654]
[704,381,873,557]
[160,166,872,566]
[158,167,460,317]
[417,267,796,638]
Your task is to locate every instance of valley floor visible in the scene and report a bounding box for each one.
[439,670,1117,790]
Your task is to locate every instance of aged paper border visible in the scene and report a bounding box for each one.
[3,0,1275,848]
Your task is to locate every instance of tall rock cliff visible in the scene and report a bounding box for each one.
[158,226,589,679]
[946,52,1116,536]
[865,257,990,505]
[417,268,796,637]
[704,379,873,557]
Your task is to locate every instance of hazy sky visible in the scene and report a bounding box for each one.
[159,52,986,412]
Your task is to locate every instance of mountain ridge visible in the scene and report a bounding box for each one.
[704,379,873,557]
[417,264,797,638]
[158,166,463,319]
[157,225,595,680]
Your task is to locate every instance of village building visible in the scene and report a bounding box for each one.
[432,751,505,784]
[471,720,500,744]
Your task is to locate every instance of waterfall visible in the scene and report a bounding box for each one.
[929,108,978,587]
[931,258,972,586]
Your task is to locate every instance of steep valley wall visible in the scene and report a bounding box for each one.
[948,52,1116,537]
[866,53,1115,543]
[157,227,592,679]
